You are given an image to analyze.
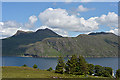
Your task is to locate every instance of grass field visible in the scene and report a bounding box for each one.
[2,66,118,80]
[2,66,94,78]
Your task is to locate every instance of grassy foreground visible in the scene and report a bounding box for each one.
[2,66,102,78]
[2,66,119,80]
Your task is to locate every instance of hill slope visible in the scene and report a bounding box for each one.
[2,28,62,56]
[23,32,119,57]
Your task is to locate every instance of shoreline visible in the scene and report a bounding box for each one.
[2,55,118,58]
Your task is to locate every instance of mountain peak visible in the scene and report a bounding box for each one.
[35,28,62,37]
[14,30,33,36]
[14,30,26,36]
[36,28,52,32]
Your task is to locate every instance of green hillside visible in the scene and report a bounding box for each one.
[2,28,62,56]
[24,32,119,57]
[2,28,119,57]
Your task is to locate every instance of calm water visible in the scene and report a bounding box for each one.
[2,57,118,74]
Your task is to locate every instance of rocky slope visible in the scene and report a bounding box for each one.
[23,32,119,57]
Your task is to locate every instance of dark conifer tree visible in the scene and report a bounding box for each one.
[65,55,78,74]
[55,56,65,74]
[75,56,88,75]
[88,64,94,75]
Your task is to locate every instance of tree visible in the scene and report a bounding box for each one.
[102,70,111,77]
[47,67,53,71]
[75,56,88,75]
[104,67,113,76]
[94,65,104,76]
[94,65,112,77]
[65,55,78,74]
[88,64,94,75]
[55,56,65,74]
[33,64,38,69]
[116,69,120,78]
[22,64,27,67]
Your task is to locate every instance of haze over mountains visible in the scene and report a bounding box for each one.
[2,28,119,57]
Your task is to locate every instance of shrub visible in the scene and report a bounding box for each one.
[47,67,53,71]
[88,64,94,75]
[116,69,120,78]
[33,64,38,69]
[22,64,27,67]
[102,70,111,77]
[94,65,104,76]
[104,67,113,76]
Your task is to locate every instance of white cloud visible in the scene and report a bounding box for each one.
[24,23,34,28]
[1,27,21,36]
[0,26,30,38]
[96,12,118,27]
[29,15,38,24]
[77,5,94,12]
[1,21,22,28]
[107,28,119,35]
[38,8,99,32]
[0,21,31,38]
[0,22,4,26]
[37,25,69,37]
[1,8,118,38]
[24,15,38,28]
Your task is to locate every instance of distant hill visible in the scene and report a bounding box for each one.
[2,28,62,56]
[2,29,119,57]
[22,32,119,57]
[88,32,113,35]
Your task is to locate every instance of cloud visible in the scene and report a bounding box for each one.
[96,12,118,27]
[38,8,118,35]
[107,28,119,36]
[24,15,38,28]
[24,23,34,28]
[0,21,31,38]
[0,15,37,38]
[38,8,99,32]
[1,21,22,28]
[77,5,95,12]
[1,8,118,38]
[37,25,69,37]
[0,26,29,38]
[29,15,38,24]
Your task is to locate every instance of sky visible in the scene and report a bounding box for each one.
[0,2,119,38]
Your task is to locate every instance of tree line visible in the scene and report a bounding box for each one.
[22,55,120,78]
[55,55,120,78]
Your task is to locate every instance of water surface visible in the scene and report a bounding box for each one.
[2,57,118,74]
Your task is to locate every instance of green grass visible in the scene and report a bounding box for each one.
[2,66,107,78]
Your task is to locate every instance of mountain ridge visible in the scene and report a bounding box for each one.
[2,28,119,57]
[2,28,62,56]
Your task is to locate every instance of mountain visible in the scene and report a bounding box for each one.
[21,32,119,57]
[2,28,62,56]
[2,28,119,57]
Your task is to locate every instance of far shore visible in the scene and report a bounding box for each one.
[3,55,118,58]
